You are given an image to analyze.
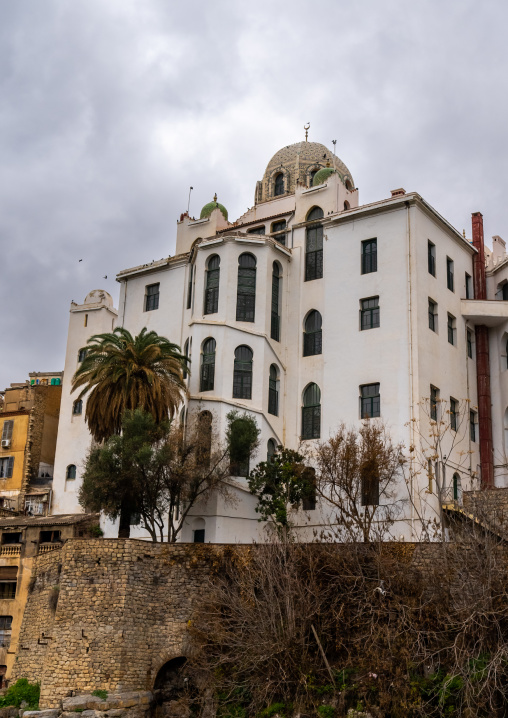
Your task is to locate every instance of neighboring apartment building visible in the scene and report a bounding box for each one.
[0,373,62,515]
[50,138,508,542]
[0,513,98,686]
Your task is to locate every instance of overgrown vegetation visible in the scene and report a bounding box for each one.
[189,530,508,717]
[0,679,40,709]
[91,689,108,700]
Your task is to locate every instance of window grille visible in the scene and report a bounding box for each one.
[302,384,321,439]
[200,339,216,392]
[233,346,253,400]
[361,239,377,274]
[303,310,322,356]
[236,254,256,322]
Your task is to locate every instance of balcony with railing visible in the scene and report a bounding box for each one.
[38,543,61,555]
[0,544,21,557]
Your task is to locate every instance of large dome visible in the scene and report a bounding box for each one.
[256,141,354,203]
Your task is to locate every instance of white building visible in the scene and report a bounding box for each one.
[51,139,508,541]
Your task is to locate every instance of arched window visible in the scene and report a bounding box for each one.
[197,411,213,468]
[267,439,277,463]
[303,310,322,356]
[78,348,87,363]
[344,200,350,211]
[268,364,279,416]
[305,207,324,281]
[236,254,257,322]
[274,173,284,196]
[345,179,353,191]
[204,255,220,314]
[72,400,83,415]
[233,346,253,399]
[302,384,321,439]
[200,338,216,392]
[271,262,281,341]
[66,465,76,480]
[309,169,319,186]
[192,518,206,543]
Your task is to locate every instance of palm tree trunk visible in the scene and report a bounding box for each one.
[118,498,131,538]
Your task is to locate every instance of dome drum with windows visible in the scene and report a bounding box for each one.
[257,141,354,203]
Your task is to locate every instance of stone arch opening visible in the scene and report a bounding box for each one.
[153,656,193,717]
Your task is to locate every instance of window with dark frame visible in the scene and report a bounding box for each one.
[204,255,220,315]
[470,410,477,442]
[1,421,13,443]
[268,365,279,416]
[274,173,284,196]
[39,530,61,544]
[271,263,281,341]
[447,314,456,345]
[467,329,473,359]
[186,266,193,310]
[360,383,380,419]
[193,529,205,543]
[72,400,83,415]
[267,439,277,463]
[450,397,458,431]
[428,241,436,276]
[303,310,322,356]
[236,254,257,322]
[428,299,437,332]
[360,296,380,330]
[0,616,12,648]
[271,220,286,233]
[305,207,324,281]
[430,385,439,421]
[232,346,253,400]
[66,464,76,480]
[0,458,14,479]
[361,239,377,274]
[447,257,454,292]
[1,533,21,545]
[145,283,160,312]
[503,284,508,301]
[77,348,87,363]
[247,226,265,235]
[200,338,216,392]
[0,567,17,601]
[301,384,321,440]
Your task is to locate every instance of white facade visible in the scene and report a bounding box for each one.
[51,140,508,541]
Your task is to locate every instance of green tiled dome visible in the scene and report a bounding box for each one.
[312,167,338,186]
[200,198,228,221]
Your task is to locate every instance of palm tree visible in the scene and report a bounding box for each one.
[72,327,189,537]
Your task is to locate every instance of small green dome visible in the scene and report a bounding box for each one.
[312,167,338,186]
[200,196,228,221]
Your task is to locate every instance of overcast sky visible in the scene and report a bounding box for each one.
[1,0,507,389]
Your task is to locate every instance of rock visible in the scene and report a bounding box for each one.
[61,697,104,712]
[22,713,59,718]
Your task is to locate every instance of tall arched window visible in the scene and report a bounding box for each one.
[309,169,319,186]
[268,365,279,416]
[197,411,213,468]
[271,262,281,341]
[302,383,321,439]
[233,346,253,399]
[66,465,76,480]
[236,254,257,322]
[200,338,216,392]
[204,255,220,315]
[303,310,322,356]
[274,173,284,196]
[267,439,277,463]
[305,207,324,281]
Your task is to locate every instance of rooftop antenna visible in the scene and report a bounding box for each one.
[187,186,193,215]
[304,123,310,142]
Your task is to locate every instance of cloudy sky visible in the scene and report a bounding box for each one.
[1,0,507,389]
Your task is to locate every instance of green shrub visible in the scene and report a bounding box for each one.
[92,689,108,700]
[258,703,292,718]
[317,706,335,718]
[90,525,104,538]
[0,678,40,709]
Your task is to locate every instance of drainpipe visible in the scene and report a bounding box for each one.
[471,212,494,488]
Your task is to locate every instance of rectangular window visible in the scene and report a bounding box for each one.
[186,267,193,310]
[0,616,12,648]
[193,529,205,543]
[428,241,436,276]
[39,530,61,544]
[360,296,380,330]
[467,329,473,359]
[430,385,439,421]
[427,459,433,493]
[77,348,87,363]
[1,421,13,443]
[84,314,88,327]
[145,283,160,312]
[247,226,265,235]
[465,273,473,299]
[1,533,21,545]
[361,239,377,274]
[428,299,437,332]
[305,225,323,281]
[360,383,380,418]
[0,567,17,601]
[236,267,256,322]
[0,458,14,480]
[0,584,16,600]
[470,410,477,442]
[361,469,379,506]
[447,313,456,345]
[447,257,454,292]
[450,397,458,431]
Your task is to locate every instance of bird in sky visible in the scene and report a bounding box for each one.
[103,275,107,279]
[78,259,82,262]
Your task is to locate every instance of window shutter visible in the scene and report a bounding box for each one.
[6,458,14,479]
[1,422,13,442]
[0,567,17,581]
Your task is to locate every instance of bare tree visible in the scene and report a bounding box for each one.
[314,421,406,542]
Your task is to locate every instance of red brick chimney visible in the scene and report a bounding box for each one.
[471,212,494,488]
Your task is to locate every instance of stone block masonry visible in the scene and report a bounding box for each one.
[12,540,224,709]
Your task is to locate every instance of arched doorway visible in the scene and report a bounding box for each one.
[153,657,193,717]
